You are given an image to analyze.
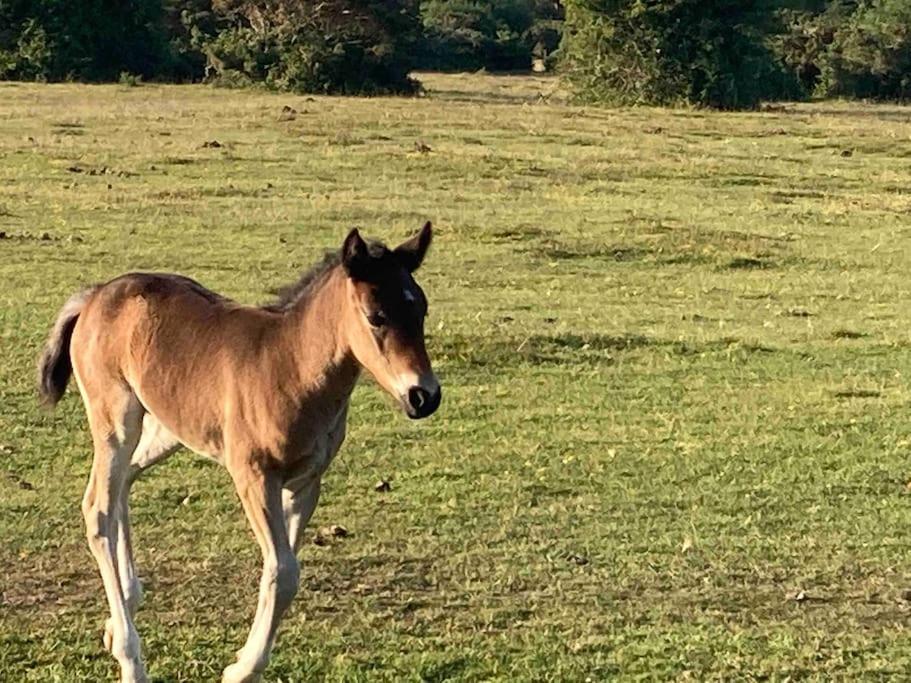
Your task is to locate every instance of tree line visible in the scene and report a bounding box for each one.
[1,1,908,108]
[563,0,911,108]
[0,1,563,94]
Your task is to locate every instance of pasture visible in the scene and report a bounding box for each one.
[2,73,911,680]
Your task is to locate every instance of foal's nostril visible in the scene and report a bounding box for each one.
[405,385,441,418]
[408,387,429,411]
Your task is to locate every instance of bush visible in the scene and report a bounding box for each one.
[418,0,563,72]
[818,0,911,100]
[0,18,53,80]
[775,1,911,101]
[529,0,564,69]
[774,3,846,95]
[162,0,219,80]
[195,0,421,94]
[0,0,420,93]
[0,0,173,81]
[561,0,800,109]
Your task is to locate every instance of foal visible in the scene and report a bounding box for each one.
[38,223,441,683]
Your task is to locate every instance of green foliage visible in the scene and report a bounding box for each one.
[3,0,910,103]
[0,18,52,80]
[818,0,911,99]
[0,0,174,81]
[5,74,911,680]
[776,0,911,101]
[195,0,421,94]
[0,0,421,93]
[773,2,848,94]
[561,0,801,109]
[161,0,219,80]
[118,71,144,86]
[418,0,563,71]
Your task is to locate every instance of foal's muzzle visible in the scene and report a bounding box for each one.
[405,384,441,419]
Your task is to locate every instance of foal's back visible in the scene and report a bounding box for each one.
[72,273,292,459]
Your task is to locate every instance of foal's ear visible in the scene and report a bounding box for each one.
[341,228,371,280]
[394,221,433,272]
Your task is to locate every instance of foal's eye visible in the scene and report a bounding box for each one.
[367,311,387,328]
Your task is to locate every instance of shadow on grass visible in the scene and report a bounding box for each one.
[432,332,782,369]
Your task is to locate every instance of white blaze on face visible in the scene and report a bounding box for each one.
[388,281,435,401]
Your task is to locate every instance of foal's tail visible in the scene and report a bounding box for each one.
[37,287,97,407]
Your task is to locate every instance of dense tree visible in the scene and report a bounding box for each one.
[0,0,421,93]
[778,0,911,100]
[560,0,801,109]
[2,0,909,103]
[417,0,563,72]
[0,0,173,81]
[196,0,421,93]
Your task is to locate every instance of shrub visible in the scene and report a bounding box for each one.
[817,0,911,100]
[418,0,563,72]
[0,0,420,93]
[0,0,173,81]
[197,0,422,94]
[775,0,911,101]
[119,71,143,86]
[0,18,53,80]
[773,3,847,95]
[560,0,801,109]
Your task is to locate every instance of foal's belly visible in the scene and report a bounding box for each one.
[134,401,350,480]
[134,396,225,463]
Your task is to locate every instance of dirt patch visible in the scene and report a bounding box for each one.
[726,256,774,270]
[832,329,867,340]
[66,164,136,177]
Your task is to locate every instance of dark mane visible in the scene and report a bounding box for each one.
[264,250,342,312]
[264,239,394,312]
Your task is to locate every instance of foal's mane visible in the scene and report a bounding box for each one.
[264,238,389,312]
[265,250,341,312]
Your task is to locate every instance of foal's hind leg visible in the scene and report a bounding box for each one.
[104,416,180,651]
[81,390,148,683]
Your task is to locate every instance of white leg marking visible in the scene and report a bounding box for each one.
[284,478,322,554]
[104,415,181,650]
[223,470,300,683]
[228,467,323,671]
[83,399,149,683]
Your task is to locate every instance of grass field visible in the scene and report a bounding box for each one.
[2,72,911,681]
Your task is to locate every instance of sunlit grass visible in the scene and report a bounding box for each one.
[2,73,911,680]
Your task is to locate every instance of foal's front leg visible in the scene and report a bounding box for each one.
[223,462,300,683]
[232,478,322,665]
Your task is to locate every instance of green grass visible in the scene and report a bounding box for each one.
[3,72,911,681]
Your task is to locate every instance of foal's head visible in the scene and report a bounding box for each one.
[340,222,441,419]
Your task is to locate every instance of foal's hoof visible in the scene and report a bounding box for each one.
[121,673,149,683]
[222,663,262,683]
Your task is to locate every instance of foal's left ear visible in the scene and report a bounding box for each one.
[394,221,433,272]
[342,227,373,281]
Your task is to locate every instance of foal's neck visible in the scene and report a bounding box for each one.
[280,266,360,404]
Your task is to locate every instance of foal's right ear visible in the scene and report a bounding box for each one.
[342,228,371,280]
[394,221,433,272]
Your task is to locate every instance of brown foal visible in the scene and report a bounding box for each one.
[37,223,441,683]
